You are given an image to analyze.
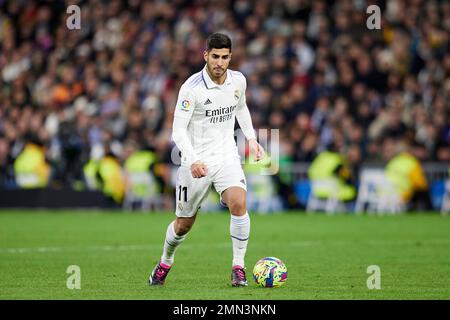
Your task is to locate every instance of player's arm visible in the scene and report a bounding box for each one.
[235,75,265,161]
[172,85,208,178]
[172,116,208,178]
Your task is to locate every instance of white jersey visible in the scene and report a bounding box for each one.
[172,66,256,168]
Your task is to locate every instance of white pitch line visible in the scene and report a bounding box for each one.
[0,244,160,254]
[0,243,227,254]
[0,239,449,254]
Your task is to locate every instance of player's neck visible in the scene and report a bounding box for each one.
[206,67,227,85]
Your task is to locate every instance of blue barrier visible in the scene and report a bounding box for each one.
[430,180,445,211]
[294,180,311,206]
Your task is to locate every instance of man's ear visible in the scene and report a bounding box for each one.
[203,50,208,62]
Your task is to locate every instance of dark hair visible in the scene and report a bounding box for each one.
[206,33,232,52]
[24,132,43,147]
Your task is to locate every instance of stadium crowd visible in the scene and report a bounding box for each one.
[0,0,449,207]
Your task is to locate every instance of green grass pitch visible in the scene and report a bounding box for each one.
[0,210,449,300]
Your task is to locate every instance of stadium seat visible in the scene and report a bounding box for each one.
[246,174,283,214]
[306,178,346,214]
[123,172,161,211]
[355,168,404,215]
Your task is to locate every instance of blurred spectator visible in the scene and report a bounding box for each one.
[308,145,356,204]
[97,144,125,204]
[0,135,14,187]
[13,134,50,188]
[385,147,432,211]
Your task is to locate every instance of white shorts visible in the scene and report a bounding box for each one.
[175,160,247,217]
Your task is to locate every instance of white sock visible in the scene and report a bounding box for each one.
[160,221,186,267]
[230,212,250,268]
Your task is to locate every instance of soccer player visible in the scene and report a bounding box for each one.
[149,32,265,287]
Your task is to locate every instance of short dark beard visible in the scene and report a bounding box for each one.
[206,61,227,80]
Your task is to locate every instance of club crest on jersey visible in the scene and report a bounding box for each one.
[180,99,191,111]
[234,90,240,100]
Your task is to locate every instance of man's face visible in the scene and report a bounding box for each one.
[204,48,231,78]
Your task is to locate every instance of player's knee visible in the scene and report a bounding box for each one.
[228,199,246,215]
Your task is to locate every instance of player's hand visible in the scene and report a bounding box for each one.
[191,161,208,178]
[249,138,265,161]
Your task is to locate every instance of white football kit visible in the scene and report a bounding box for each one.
[172,66,256,217]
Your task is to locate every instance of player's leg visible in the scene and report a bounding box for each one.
[160,214,197,267]
[214,162,250,286]
[149,215,197,286]
[222,186,250,271]
[149,166,211,285]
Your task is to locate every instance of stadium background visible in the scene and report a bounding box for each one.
[1,0,449,212]
[1,0,450,301]
[0,0,449,211]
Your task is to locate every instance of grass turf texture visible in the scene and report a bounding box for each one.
[0,210,449,300]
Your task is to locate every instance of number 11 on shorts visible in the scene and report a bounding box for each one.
[178,186,188,202]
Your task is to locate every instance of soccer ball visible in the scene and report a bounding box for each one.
[252,257,287,288]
